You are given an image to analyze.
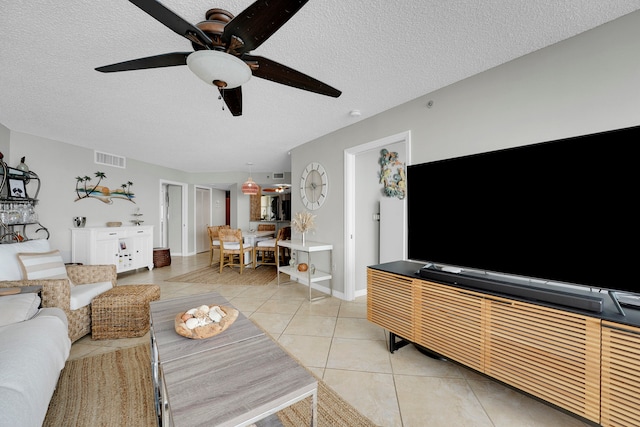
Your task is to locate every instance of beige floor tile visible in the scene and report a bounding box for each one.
[307,366,325,379]
[390,344,464,378]
[323,369,402,427]
[227,296,268,315]
[284,314,337,337]
[235,286,280,300]
[467,379,591,427]
[255,299,303,315]
[334,317,386,340]
[326,337,392,373]
[213,284,257,299]
[249,312,294,335]
[457,364,494,382]
[277,334,332,368]
[394,375,494,427]
[337,301,368,318]
[269,282,311,300]
[295,298,341,317]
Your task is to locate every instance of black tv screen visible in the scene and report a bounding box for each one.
[407,125,639,294]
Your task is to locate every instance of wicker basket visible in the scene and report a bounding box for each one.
[153,247,171,268]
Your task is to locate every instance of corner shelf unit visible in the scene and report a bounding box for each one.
[0,157,49,243]
[276,239,333,301]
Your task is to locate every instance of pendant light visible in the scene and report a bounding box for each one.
[242,162,259,195]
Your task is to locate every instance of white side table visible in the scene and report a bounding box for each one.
[276,239,333,301]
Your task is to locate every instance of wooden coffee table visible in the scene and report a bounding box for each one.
[150,292,317,427]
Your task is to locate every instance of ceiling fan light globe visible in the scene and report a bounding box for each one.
[187,50,251,89]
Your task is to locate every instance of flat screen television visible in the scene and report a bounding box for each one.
[407,124,639,296]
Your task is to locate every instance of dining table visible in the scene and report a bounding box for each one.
[242,229,275,247]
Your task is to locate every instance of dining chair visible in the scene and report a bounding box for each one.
[207,225,230,267]
[219,228,254,274]
[279,226,291,262]
[254,226,290,268]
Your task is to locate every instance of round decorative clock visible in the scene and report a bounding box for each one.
[300,162,328,210]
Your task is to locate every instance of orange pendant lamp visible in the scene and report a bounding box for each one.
[242,162,259,195]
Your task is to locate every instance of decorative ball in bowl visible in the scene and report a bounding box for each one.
[298,263,308,272]
[174,304,239,339]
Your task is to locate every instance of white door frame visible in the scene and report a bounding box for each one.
[159,179,188,256]
[344,131,411,300]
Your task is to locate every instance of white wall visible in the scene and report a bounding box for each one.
[6,132,188,259]
[291,10,640,298]
[3,132,294,260]
[211,188,227,226]
[0,123,9,155]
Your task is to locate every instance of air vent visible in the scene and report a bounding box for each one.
[272,172,285,180]
[95,151,126,169]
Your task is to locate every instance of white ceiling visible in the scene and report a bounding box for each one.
[1,1,639,174]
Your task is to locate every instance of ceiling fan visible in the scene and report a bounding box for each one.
[95,0,342,116]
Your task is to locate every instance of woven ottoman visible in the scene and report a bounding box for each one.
[91,285,160,340]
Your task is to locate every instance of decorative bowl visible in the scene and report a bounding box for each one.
[298,263,308,272]
[174,305,238,339]
[106,221,122,227]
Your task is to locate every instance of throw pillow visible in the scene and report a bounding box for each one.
[0,293,41,327]
[16,250,69,281]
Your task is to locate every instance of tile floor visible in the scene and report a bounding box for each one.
[69,253,591,427]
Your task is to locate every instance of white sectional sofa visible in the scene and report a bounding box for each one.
[0,295,71,426]
[0,238,116,426]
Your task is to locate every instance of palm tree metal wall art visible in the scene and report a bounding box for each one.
[75,172,135,204]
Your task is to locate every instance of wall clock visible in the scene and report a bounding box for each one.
[300,162,328,210]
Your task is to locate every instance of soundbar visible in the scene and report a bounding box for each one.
[419,267,603,313]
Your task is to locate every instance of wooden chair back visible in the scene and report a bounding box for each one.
[218,228,254,274]
[207,225,230,266]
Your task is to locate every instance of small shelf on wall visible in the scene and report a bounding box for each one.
[0,156,49,243]
[276,239,333,301]
[278,265,332,284]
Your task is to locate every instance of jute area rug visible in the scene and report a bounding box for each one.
[44,344,377,427]
[167,265,280,286]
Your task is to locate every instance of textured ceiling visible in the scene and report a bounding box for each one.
[1,1,639,174]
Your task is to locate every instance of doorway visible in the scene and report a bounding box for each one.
[160,180,188,256]
[195,186,212,253]
[344,131,410,300]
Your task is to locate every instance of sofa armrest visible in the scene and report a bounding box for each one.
[66,264,117,287]
[0,279,72,316]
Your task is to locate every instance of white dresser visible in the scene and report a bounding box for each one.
[71,226,154,273]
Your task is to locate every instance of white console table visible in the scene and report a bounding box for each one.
[70,226,154,273]
[276,240,332,301]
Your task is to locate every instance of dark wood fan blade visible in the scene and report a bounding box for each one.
[95,52,190,73]
[244,55,341,97]
[129,0,214,48]
[223,0,309,53]
[219,87,243,116]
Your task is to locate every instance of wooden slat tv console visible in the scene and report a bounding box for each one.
[368,261,640,427]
